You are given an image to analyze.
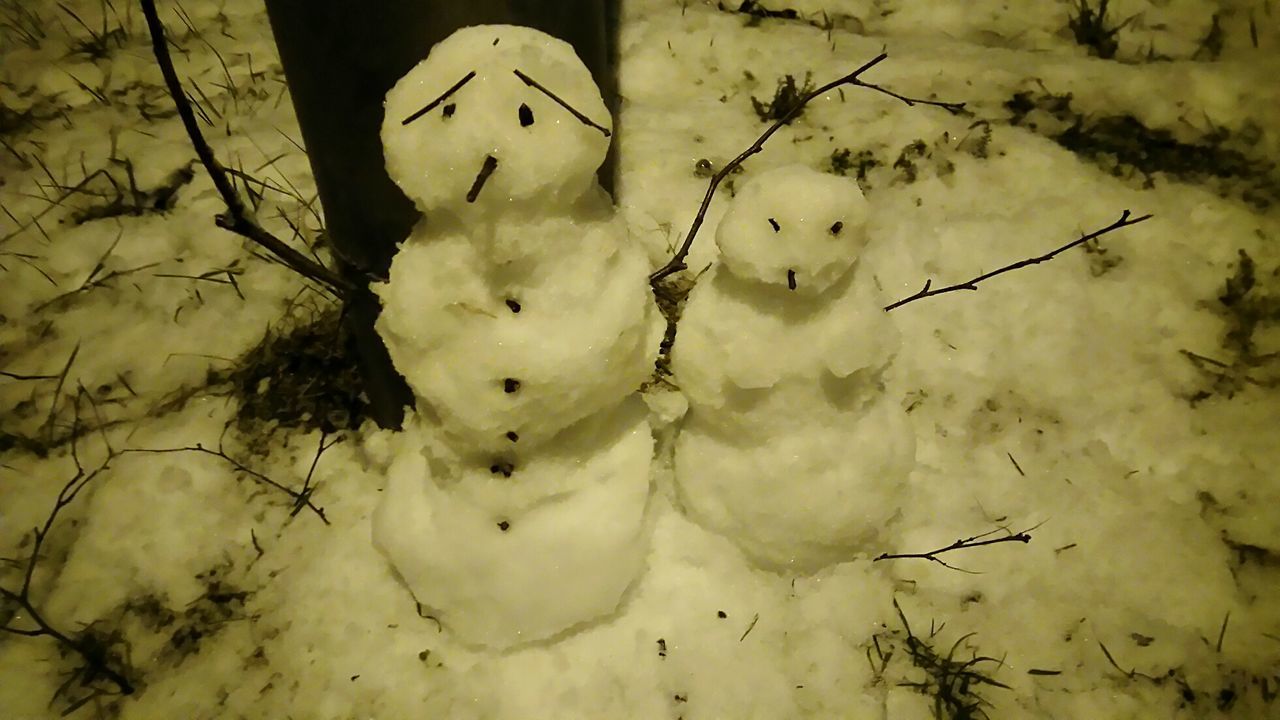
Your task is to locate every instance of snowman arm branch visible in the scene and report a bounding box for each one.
[650,52,968,285]
[650,53,888,283]
[883,209,1153,311]
[140,0,354,299]
[873,521,1044,572]
[846,80,967,115]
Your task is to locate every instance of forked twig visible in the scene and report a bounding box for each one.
[1,414,135,698]
[649,51,965,284]
[884,210,1153,311]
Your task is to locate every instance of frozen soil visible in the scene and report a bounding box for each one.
[2,1,1279,718]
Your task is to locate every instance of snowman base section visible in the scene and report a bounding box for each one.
[674,393,915,572]
[372,400,654,649]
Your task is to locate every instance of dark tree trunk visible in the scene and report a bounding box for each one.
[264,1,619,429]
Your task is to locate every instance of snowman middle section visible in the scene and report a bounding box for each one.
[372,210,663,649]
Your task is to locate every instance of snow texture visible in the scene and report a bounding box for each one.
[375,213,661,457]
[673,165,915,570]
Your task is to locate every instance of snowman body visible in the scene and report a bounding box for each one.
[372,25,661,648]
[672,165,916,571]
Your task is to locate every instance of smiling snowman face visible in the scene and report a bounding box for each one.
[715,165,871,294]
[382,25,612,219]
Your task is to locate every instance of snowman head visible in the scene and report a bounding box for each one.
[382,25,612,219]
[715,165,870,294]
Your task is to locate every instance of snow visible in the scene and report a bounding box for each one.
[2,0,1279,718]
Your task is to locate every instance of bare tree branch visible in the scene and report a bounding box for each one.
[884,210,1153,312]
[649,51,966,284]
[1,416,135,697]
[138,0,354,299]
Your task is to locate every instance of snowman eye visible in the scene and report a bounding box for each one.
[767,218,780,232]
[518,103,534,127]
[829,221,843,235]
[402,70,476,125]
[443,103,456,118]
[787,268,797,290]
[512,69,611,137]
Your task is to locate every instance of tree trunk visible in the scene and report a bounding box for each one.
[264,0,619,429]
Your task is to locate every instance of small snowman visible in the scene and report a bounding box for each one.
[671,164,916,572]
[371,25,663,648]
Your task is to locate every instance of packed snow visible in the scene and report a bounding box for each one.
[1,1,1279,719]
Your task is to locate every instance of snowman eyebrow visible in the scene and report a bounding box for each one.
[511,69,611,137]
[402,71,476,125]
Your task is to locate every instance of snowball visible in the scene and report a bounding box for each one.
[671,260,899,411]
[372,402,654,649]
[715,165,870,293]
[382,25,611,217]
[374,216,662,455]
[674,392,916,571]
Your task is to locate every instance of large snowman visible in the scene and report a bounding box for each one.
[671,165,916,572]
[371,25,663,648]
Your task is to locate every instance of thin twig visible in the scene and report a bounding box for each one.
[129,443,330,524]
[874,521,1044,572]
[1,370,58,380]
[40,342,80,443]
[293,432,340,518]
[0,424,135,696]
[137,0,352,298]
[650,52,965,284]
[402,70,475,125]
[884,210,1153,311]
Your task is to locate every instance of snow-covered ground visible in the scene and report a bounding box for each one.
[2,0,1279,718]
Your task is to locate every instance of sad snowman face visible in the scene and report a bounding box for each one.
[382,24,612,218]
[715,165,871,294]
